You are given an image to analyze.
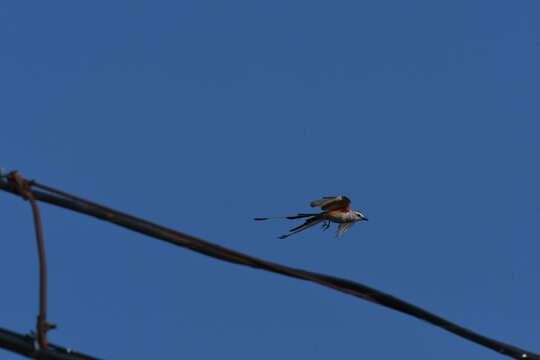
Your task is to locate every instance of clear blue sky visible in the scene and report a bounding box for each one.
[1,1,539,359]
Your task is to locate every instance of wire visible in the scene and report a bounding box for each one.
[0,174,538,360]
[0,328,101,360]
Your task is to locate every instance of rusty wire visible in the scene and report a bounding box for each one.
[7,172,56,349]
[0,173,539,360]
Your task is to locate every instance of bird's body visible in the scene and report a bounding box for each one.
[325,209,359,223]
[255,196,368,239]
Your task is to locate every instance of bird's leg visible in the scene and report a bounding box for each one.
[322,220,331,231]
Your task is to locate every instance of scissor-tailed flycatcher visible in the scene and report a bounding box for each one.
[255,196,368,239]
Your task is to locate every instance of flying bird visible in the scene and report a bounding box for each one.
[254,196,368,239]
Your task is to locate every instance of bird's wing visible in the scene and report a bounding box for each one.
[278,216,324,239]
[310,196,351,211]
[336,223,355,238]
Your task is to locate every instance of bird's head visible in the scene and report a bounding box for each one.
[354,211,368,221]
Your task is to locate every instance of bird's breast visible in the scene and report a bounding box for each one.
[326,210,358,223]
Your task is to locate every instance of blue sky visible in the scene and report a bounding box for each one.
[1,1,539,359]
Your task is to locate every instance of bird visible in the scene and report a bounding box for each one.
[254,196,368,239]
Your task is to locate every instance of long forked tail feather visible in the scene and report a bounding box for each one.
[254,213,319,221]
[278,216,324,239]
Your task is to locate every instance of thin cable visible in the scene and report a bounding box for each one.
[0,175,538,360]
[0,328,101,360]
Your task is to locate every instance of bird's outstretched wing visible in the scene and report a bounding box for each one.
[310,196,351,211]
[337,223,355,238]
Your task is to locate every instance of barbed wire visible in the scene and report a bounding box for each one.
[0,171,538,360]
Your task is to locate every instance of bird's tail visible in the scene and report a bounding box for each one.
[278,216,325,239]
[254,213,320,221]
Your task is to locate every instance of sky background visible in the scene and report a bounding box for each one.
[1,1,539,359]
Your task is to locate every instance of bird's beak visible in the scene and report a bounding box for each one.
[363,218,368,221]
